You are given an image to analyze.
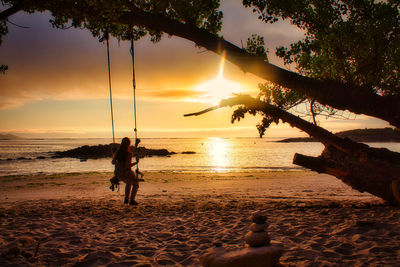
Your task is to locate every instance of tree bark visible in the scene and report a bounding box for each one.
[293,148,400,205]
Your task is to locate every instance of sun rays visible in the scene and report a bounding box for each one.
[190,52,244,105]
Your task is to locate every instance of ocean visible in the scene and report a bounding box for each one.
[1,137,400,176]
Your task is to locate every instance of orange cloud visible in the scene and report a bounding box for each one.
[139,88,204,100]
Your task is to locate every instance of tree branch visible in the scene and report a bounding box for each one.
[184,106,221,117]
[185,95,364,153]
[118,8,400,127]
[0,4,23,21]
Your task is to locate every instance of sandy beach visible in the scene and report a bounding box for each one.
[0,171,399,266]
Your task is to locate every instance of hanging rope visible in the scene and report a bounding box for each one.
[130,39,144,179]
[130,39,138,142]
[105,33,116,144]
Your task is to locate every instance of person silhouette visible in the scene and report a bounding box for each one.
[112,137,139,205]
[133,138,144,180]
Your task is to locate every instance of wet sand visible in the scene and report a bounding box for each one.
[0,171,399,266]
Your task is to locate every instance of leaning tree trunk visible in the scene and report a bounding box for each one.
[294,144,400,205]
[185,95,400,205]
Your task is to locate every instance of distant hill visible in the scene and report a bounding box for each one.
[0,133,23,140]
[278,128,400,143]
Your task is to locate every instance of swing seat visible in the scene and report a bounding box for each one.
[109,176,119,191]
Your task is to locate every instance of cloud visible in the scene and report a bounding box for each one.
[1,3,301,110]
[139,88,204,100]
[0,11,227,109]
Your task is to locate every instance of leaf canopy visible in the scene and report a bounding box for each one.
[3,0,223,41]
[244,0,400,95]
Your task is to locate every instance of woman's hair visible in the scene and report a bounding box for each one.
[115,137,131,162]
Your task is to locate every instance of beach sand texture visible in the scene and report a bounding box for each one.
[1,171,399,266]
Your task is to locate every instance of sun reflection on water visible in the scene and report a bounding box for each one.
[205,137,232,172]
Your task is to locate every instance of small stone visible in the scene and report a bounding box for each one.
[200,244,283,267]
[251,211,267,224]
[244,231,270,247]
[249,223,268,232]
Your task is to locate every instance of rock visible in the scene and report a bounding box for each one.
[200,210,283,267]
[182,151,196,154]
[200,245,283,267]
[244,231,270,247]
[251,211,267,224]
[53,144,176,159]
[249,223,268,232]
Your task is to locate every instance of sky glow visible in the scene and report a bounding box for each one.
[192,52,244,105]
[0,1,390,139]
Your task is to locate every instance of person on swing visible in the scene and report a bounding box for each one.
[112,137,139,205]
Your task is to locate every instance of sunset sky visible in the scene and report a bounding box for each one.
[0,0,389,139]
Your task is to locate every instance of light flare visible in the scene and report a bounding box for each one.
[218,51,226,77]
[191,51,244,105]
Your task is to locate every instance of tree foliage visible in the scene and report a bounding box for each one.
[238,0,400,135]
[244,0,400,95]
[0,17,7,74]
[1,0,223,73]
[2,0,222,40]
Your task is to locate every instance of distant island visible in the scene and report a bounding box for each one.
[278,128,400,143]
[53,144,176,159]
[0,133,23,140]
[52,143,196,160]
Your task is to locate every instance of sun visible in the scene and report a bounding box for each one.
[193,52,244,105]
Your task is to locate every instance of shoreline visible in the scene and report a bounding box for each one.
[0,170,380,203]
[1,171,399,266]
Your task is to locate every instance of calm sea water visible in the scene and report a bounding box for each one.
[1,137,400,176]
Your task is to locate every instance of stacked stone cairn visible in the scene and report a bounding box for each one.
[200,211,283,267]
[244,211,270,247]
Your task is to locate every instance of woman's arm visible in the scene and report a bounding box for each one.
[125,153,133,169]
[130,156,139,167]
[111,152,117,165]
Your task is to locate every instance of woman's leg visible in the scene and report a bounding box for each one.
[124,183,131,204]
[129,182,139,204]
[125,170,139,205]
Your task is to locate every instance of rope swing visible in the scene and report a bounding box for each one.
[101,33,139,146]
[100,32,116,144]
[130,39,138,142]
[130,39,143,179]
[101,32,143,179]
